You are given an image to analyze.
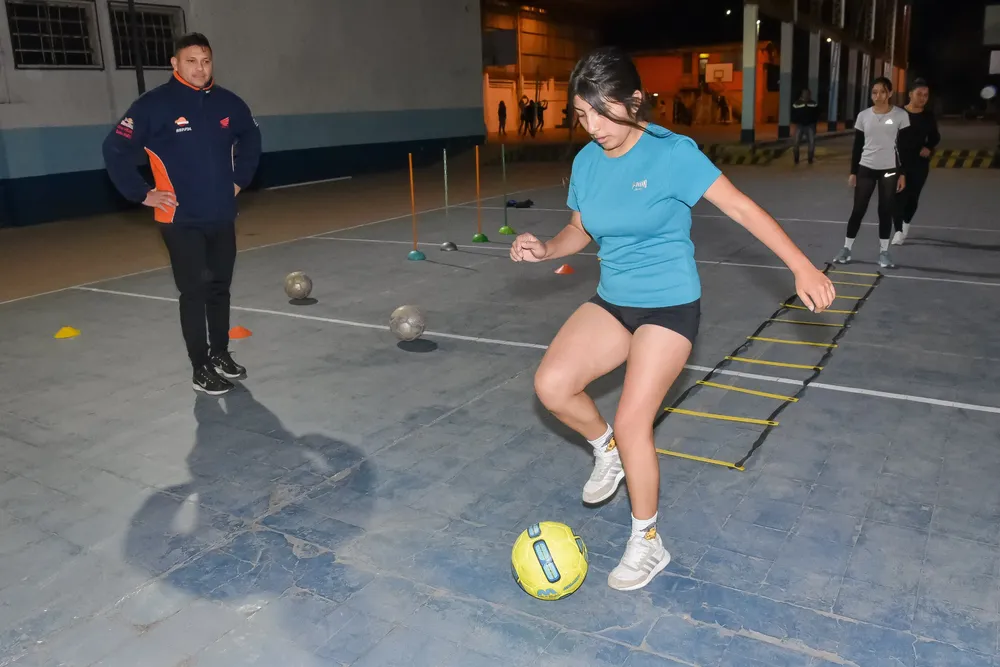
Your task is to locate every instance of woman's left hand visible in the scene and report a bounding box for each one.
[897,175,906,193]
[794,266,836,313]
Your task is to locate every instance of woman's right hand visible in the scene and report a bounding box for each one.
[847,174,856,188]
[510,233,548,262]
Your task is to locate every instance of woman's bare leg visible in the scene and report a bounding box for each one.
[534,302,632,503]
[607,323,692,591]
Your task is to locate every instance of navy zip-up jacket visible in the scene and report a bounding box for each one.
[103,72,262,225]
[790,98,820,126]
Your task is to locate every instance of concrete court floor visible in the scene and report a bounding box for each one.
[1,161,1000,667]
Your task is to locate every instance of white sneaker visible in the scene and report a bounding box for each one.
[891,231,905,246]
[608,526,671,591]
[582,436,624,505]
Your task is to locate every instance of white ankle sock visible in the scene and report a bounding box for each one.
[902,222,911,235]
[587,423,613,450]
[631,513,658,538]
[879,238,890,252]
[844,237,855,250]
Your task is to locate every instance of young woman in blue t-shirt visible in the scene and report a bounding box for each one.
[509,47,835,592]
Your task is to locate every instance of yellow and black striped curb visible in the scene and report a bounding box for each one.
[482,142,999,168]
[702,145,784,166]
[928,149,995,169]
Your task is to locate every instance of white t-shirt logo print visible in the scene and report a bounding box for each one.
[632,179,648,191]
[885,119,894,124]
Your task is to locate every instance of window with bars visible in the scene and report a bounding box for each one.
[108,1,184,69]
[5,0,102,68]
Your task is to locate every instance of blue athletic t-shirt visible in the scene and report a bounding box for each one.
[567,124,721,308]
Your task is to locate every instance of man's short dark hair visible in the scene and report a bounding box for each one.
[175,32,211,55]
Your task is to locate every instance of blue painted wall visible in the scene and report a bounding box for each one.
[0,107,485,227]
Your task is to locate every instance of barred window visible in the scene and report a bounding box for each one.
[108,1,184,69]
[5,0,102,68]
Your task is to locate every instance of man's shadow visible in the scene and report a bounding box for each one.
[123,385,374,606]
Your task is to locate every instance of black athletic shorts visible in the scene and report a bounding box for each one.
[588,293,701,345]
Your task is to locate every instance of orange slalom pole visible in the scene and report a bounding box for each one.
[406,153,425,260]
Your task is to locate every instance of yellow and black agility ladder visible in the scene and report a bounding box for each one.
[651,263,883,471]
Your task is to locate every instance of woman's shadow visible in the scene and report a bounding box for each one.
[123,385,374,606]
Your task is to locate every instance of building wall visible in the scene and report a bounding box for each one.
[0,0,485,226]
[634,43,780,128]
[482,6,595,135]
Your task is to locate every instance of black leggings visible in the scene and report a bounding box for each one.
[160,222,237,369]
[847,165,899,240]
[895,164,929,231]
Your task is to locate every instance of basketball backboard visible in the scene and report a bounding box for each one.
[705,63,733,83]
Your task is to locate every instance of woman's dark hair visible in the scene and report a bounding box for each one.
[872,76,893,92]
[569,46,662,135]
[909,77,929,91]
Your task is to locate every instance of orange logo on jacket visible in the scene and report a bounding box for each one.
[174,117,189,126]
[220,117,230,128]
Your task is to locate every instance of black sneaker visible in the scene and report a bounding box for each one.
[210,350,246,380]
[193,364,234,395]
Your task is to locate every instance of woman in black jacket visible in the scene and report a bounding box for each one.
[893,79,940,245]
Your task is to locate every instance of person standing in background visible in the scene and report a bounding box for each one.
[103,33,262,395]
[791,89,820,165]
[893,79,940,245]
[833,77,909,269]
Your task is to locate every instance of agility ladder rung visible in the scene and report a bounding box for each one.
[726,356,823,371]
[747,336,837,349]
[829,269,880,277]
[664,407,779,426]
[832,281,872,287]
[697,380,799,402]
[784,304,855,315]
[656,448,745,471]
[834,295,862,300]
[768,318,845,328]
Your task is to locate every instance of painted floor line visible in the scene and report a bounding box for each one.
[71,285,1000,415]
[265,175,352,190]
[457,204,1000,235]
[0,183,555,309]
[308,237,1000,288]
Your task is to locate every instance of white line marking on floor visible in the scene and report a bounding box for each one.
[266,176,352,190]
[458,205,1000,234]
[70,285,1000,415]
[0,183,556,308]
[72,286,550,349]
[308,237,1000,287]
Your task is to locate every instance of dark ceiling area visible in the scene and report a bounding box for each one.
[484,0,748,50]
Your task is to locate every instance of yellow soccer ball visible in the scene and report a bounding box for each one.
[511,521,589,600]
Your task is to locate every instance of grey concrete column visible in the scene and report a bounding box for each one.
[808,32,820,101]
[778,21,794,139]
[845,48,858,124]
[741,3,758,144]
[827,41,842,132]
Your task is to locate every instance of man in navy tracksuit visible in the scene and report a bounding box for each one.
[790,89,820,165]
[104,33,261,395]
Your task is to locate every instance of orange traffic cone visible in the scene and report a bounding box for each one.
[229,326,252,339]
[554,264,575,275]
